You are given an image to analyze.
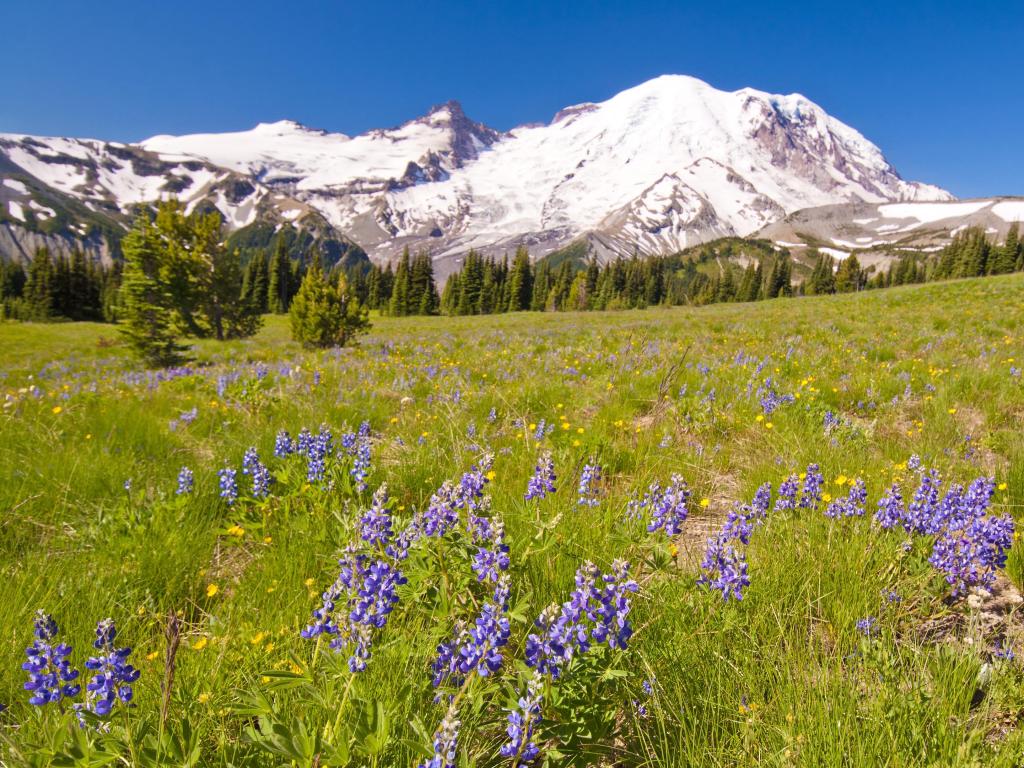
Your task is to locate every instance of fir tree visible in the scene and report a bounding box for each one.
[388,248,413,316]
[24,247,56,320]
[119,217,186,367]
[289,264,370,348]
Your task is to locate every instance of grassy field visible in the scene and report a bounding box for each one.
[2,274,1024,766]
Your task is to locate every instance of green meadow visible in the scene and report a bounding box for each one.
[2,274,1024,767]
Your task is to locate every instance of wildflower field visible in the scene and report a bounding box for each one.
[2,273,1024,767]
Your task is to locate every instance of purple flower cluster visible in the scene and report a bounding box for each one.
[855,616,879,637]
[720,483,772,545]
[697,535,750,601]
[431,577,511,689]
[418,714,460,768]
[824,479,867,519]
[273,430,294,458]
[875,471,1014,596]
[360,484,394,547]
[176,466,193,496]
[302,548,407,672]
[422,455,494,538]
[84,619,140,716]
[217,467,237,506]
[524,560,637,680]
[499,674,543,766]
[629,474,691,537]
[874,485,904,529]
[577,462,602,507]
[341,421,373,493]
[23,611,80,706]
[471,515,510,583]
[296,425,332,483]
[756,377,795,416]
[242,447,273,499]
[525,452,556,501]
[823,410,841,433]
[799,464,824,509]
[775,465,823,512]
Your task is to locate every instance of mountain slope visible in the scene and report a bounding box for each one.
[0,75,954,271]
[757,197,1024,269]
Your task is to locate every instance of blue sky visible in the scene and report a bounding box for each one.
[2,0,1021,197]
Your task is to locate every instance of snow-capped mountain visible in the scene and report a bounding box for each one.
[0,75,953,271]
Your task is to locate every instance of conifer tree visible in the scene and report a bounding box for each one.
[389,249,412,316]
[24,247,56,320]
[289,264,370,348]
[119,217,186,366]
[267,239,291,313]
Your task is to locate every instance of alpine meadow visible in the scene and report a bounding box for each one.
[4,2,1024,765]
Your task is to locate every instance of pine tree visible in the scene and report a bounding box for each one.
[834,255,862,293]
[990,223,1019,275]
[119,217,186,366]
[505,250,532,313]
[440,272,461,315]
[267,239,290,313]
[457,251,484,315]
[24,248,56,320]
[410,252,439,315]
[289,264,370,348]
[389,249,412,316]
[250,252,269,313]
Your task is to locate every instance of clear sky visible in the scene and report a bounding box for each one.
[2,0,1021,198]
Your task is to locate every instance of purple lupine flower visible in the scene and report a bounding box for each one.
[418,714,460,768]
[273,430,294,458]
[577,462,602,507]
[345,422,373,493]
[993,641,1015,661]
[875,485,904,529]
[499,674,543,765]
[930,512,1014,596]
[698,536,750,601]
[295,428,314,456]
[360,485,393,546]
[719,483,772,544]
[775,475,799,512]
[904,470,942,534]
[432,577,511,689]
[823,410,841,433]
[799,464,824,509]
[774,475,798,512]
[525,452,556,501]
[646,475,691,536]
[242,447,272,499]
[589,560,638,650]
[176,466,194,495]
[22,611,80,706]
[471,519,510,583]
[524,561,636,679]
[386,518,421,562]
[423,482,461,538]
[302,548,407,673]
[84,619,140,716]
[825,479,867,519]
[856,616,878,637]
[756,377,794,416]
[217,468,237,506]
[304,425,333,483]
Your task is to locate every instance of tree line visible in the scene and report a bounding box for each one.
[0,250,121,322]
[3,214,1022,340]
